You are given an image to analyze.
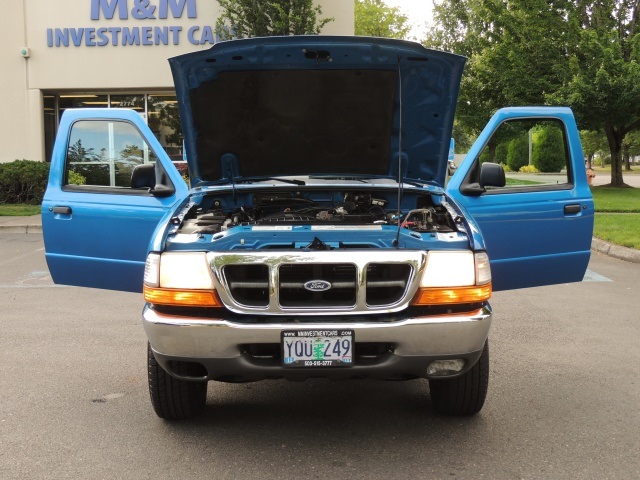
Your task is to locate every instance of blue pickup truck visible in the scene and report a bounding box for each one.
[42,36,593,420]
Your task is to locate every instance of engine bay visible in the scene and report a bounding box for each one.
[175,189,459,236]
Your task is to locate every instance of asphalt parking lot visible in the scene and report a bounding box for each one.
[1,233,639,479]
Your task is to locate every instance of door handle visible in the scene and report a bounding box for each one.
[53,206,72,215]
[564,204,581,215]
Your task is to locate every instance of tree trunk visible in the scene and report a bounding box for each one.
[604,125,626,186]
[623,144,631,171]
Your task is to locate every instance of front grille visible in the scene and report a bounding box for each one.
[211,251,421,314]
[223,264,269,307]
[279,263,357,307]
[366,264,412,306]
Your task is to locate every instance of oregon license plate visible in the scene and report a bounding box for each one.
[281,330,354,367]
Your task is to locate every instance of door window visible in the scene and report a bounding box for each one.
[65,120,159,188]
[475,118,572,192]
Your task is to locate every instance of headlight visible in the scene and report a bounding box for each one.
[159,252,214,289]
[420,251,476,287]
[143,253,161,287]
[411,250,492,306]
[143,252,221,307]
[474,251,491,285]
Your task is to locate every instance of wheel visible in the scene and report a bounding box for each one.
[429,340,489,416]
[147,343,207,420]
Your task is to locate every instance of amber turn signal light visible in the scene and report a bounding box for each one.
[411,284,492,306]
[143,285,223,307]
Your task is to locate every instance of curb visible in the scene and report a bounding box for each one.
[0,225,42,234]
[591,237,640,264]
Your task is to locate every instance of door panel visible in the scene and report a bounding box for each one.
[42,109,188,292]
[447,107,594,291]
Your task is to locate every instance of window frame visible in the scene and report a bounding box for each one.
[62,118,172,195]
[461,116,575,196]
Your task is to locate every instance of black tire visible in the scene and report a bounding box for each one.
[429,340,489,416]
[147,343,207,420]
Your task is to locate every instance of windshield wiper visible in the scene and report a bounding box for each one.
[237,176,306,186]
[309,175,429,188]
[308,175,369,183]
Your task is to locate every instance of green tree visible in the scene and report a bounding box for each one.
[494,142,509,165]
[551,2,640,186]
[580,130,608,168]
[623,130,640,170]
[532,125,565,173]
[354,0,411,39]
[428,1,640,187]
[215,0,333,40]
[67,139,98,163]
[426,0,574,138]
[506,133,529,172]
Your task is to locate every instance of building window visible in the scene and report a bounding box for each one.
[147,94,183,162]
[43,93,184,164]
[59,94,109,116]
[43,95,57,162]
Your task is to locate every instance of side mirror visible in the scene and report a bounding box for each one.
[459,162,506,196]
[131,163,175,197]
[479,162,506,188]
[131,163,156,189]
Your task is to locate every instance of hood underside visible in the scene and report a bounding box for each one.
[169,36,465,186]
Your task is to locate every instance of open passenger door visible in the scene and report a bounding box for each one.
[446,107,594,291]
[42,109,188,292]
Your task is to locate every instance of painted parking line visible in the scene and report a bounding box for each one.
[582,269,613,282]
[0,285,67,288]
[0,270,67,288]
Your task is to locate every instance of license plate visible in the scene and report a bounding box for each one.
[281,330,354,367]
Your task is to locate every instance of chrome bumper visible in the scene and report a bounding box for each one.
[143,304,492,381]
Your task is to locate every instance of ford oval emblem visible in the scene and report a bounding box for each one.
[304,280,332,292]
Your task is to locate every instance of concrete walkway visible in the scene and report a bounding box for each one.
[0,214,42,234]
[2,214,639,264]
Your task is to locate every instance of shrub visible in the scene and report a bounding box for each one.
[0,160,50,204]
[494,142,509,165]
[519,164,539,173]
[532,125,565,172]
[506,134,529,172]
[67,170,86,185]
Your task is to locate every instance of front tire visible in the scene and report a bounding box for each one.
[147,343,207,420]
[429,340,489,416]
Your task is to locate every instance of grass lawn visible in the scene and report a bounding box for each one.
[0,204,41,216]
[594,214,640,249]
[591,186,640,249]
[590,186,640,212]
[592,165,640,175]
[505,178,543,186]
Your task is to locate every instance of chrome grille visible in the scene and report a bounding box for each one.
[366,263,412,306]
[223,264,269,307]
[279,263,357,307]
[210,250,425,315]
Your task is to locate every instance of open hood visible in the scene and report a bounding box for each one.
[169,36,465,187]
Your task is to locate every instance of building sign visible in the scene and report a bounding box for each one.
[47,0,218,47]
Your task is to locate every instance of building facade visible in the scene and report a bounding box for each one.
[1,0,354,163]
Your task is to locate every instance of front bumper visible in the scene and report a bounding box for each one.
[143,304,492,382]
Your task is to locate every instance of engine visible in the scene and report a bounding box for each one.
[176,190,457,235]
